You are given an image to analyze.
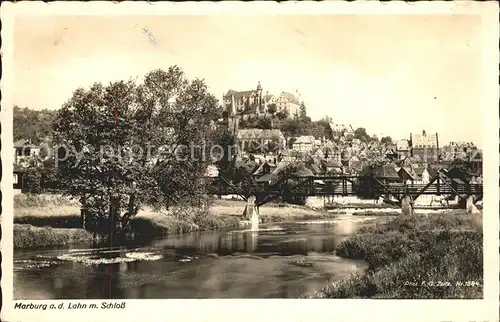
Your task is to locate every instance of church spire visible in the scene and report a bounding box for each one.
[230,94,236,116]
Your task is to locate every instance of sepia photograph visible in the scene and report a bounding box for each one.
[2,2,499,322]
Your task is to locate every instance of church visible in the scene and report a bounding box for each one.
[222,81,267,118]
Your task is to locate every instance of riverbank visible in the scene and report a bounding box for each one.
[305,211,483,299]
[210,199,345,223]
[13,194,338,248]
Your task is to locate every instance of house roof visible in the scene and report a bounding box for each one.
[413,166,426,176]
[451,178,465,184]
[398,167,418,181]
[349,155,360,162]
[271,160,292,175]
[264,95,275,103]
[274,160,314,177]
[469,150,483,162]
[253,161,277,176]
[313,145,339,157]
[350,160,365,171]
[279,92,300,104]
[294,135,315,144]
[385,149,397,155]
[237,129,285,140]
[256,173,274,183]
[376,165,400,179]
[310,164,323,175]
[224,89,257,99]
[14,139,38,149]
[322,158,342,168]
[293,166,314,177]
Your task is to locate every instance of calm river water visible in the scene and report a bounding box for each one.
[14,215,384,299]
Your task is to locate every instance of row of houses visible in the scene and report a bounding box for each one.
[244,157,482,188]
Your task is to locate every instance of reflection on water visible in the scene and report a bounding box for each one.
[14,215,382,299]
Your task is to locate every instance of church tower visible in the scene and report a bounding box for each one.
[227,94,239,135]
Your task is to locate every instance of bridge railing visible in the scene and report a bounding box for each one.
[207,175,483,200]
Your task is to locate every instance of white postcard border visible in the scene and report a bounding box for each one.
[1,2,499,322]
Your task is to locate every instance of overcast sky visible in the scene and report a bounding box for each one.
[14,14,483,145]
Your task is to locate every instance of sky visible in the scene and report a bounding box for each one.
[13,14,484,145]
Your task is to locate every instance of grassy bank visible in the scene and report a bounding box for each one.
[14,194,329,248]
[306,212,483,299]
[14,224,95,248]
[13,195,242,248]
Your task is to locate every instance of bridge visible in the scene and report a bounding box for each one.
[209,169,483,218]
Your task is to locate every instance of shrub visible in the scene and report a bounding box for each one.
[14,224,93,248]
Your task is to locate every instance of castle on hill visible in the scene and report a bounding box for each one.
[222,81,301,121]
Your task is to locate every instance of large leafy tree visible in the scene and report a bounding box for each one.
[299,101,307,120]
[52,66,219,237]
[380,136,393,145]
[214,129,238,178]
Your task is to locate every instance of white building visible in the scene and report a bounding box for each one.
[276,92,301,117]
[292,135,315,153]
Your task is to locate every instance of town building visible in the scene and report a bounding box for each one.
[411,130,440,163]
[397,166,419,184]
[292,135,315,153]
[275,91,301,117]
[343,125,355,139]
[223,81,266,117]
[14,139,40,167]
[468,149,483,175]
[236,129,285,153]
[222,82,301,120]
[312,143,341,162]
[396,139,411,159]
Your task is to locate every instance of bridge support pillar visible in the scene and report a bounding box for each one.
[466,195,480,214]
[401,195,413,216]
[244,195,259,229]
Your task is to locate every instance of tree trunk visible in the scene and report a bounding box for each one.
[80,196,88,230]
[109,195,121,239]
[121,193,139,233]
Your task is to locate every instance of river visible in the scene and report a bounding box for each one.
[14,214,386,299]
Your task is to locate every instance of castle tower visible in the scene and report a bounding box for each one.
[256,81,263,107]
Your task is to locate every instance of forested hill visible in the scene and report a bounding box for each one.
[13,105,389,147]
[13,106,57,144]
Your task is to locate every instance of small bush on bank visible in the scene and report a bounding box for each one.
[14,224,94,248]
[127,208,240,238]
[14,215,83,229]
